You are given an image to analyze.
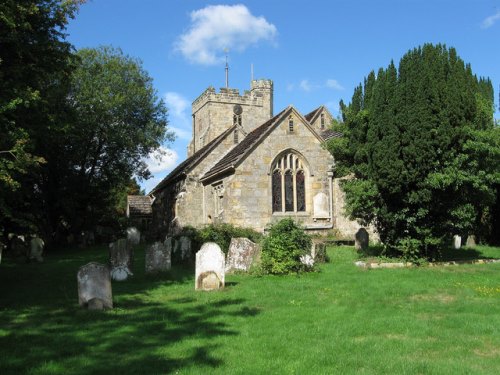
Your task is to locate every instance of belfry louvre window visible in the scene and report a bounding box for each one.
[272,152,306,212]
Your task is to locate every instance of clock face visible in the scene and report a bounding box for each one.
[233,104,243,115]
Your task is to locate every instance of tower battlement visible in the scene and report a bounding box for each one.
[188,79,274,156]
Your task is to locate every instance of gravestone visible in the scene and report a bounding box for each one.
[355,227,369,251]
[466,235,476,247]
[109,238,133,281]
[145,241,171,273]
[126,227,141,246]
[311,241,327,263]
[195,242,225,291]
[77,262,113,310]
[29,236,44,262]
[10,235,27,258]
[225,238,260,272]
[176,236,192,261]
[453,235,462,250]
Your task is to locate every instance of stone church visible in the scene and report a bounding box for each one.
[142,79,364,238]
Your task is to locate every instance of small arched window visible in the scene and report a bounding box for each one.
[233,129,238,144]
[288,116,294,132]
[320,113,325,130]
[271,152,307,213]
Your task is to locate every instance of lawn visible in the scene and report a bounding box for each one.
[1,244,500,374]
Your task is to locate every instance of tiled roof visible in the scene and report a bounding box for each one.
[127,195,153,217]
[304,106,323,123]
[149,126,235,194]
[320,129,343,141]
[201,107,290,182]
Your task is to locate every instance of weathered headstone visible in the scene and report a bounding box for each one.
[145,241,171,273]
[77,262,113,310]
[453,235,462,250]
[195,242,225,291]
[225,237,260,273]
[311,240,328,263]
[10,235,26,258]
[355,227,369,251]
[466,235,476,247]
[29,236,44,262]
[126,227,141,246]
[176,236,192,261]
[109,238,133,281]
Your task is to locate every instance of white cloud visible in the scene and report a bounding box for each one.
[164,92,191,141]
[299,79,314,92]
[144,146,178,173]
[175,4,277,65]
[481,10,500,29]
[326,79,344,91]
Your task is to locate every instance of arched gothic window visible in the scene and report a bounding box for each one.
[288,116,294,132]
[320,113,325,129]
[271,152,306,213]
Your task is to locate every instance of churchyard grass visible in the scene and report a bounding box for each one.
[1,245,500,374]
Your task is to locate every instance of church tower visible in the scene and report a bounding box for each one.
[187,79,273,156]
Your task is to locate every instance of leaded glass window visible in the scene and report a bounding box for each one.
[271,151,307,213]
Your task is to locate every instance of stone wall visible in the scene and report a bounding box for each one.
[204,111,337,232]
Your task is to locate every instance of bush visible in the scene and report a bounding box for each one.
[178,224,262,255]
[261,219,312,275]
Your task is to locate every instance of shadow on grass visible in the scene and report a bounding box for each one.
[0,246,258,374]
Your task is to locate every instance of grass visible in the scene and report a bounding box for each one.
[1,244,500,374]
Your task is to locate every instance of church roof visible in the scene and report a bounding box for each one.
[320,129,343,140]
[127,195,153,217]
[201,106,324,183]
[149,125,235,195]
[304,106,324,123]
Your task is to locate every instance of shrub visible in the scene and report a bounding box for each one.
[261,219,312,275]
[180,223,262,255]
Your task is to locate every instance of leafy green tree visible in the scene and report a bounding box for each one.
[45,46,174,239]
[328,44,499,258]
[0,0,82,236]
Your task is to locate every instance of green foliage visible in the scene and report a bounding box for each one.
[193,223,262,254]
[261,218,312,274]
[327,44,499,258]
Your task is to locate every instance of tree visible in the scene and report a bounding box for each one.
[328,44,499,258]
[0,0,82,236]
[43,46,174,240]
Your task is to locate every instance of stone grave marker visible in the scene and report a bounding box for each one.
[77,262,113,310]
[225,237,260,273]
[126,227,141,246]
[145,241,171,273]
[195,242,225,291]
[311,240,327,263]
[109,238,133,281]
[355,227,369,251]
[453,235,462,250]
[29,236,45,262]
[176,236,192,261]
[466,235,476,247]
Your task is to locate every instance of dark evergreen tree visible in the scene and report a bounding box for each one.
[328,44,499,258]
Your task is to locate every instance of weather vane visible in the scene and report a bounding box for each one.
[224,48,229,88]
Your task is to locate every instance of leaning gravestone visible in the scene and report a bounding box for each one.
[126,227,141,246]
[145,241,171,273]
[226,237,260,273]
[29,236,45,262]
[195,242,225,291]
[109,238,133,281]
[311,241,328,263]
[77,262,113,310]
[355,227,369,251]
[453,235,462,250]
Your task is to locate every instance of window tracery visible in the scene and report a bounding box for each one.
[271,152,306,213]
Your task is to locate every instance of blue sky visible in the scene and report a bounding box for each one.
[66,0,500,193]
